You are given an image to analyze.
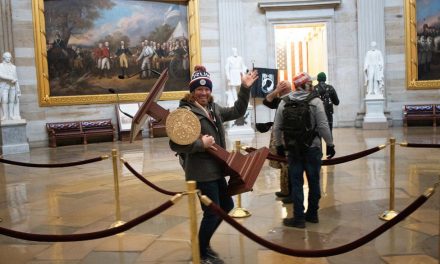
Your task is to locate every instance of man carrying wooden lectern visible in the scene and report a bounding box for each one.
[169,65,258,264]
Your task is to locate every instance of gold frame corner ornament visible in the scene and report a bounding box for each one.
[32,0,201,106]
[404,0,440,90]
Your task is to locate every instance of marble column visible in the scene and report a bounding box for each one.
[218,0,246,74]
[0,0,14,55]
[356,0,387,126]
[219,0,254,138]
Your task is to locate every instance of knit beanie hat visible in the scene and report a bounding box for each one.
[189,65,213,92]
[317,72,326,82]
[292,72,312,88]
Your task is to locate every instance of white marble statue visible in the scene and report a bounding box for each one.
[363,41,384,96]
[0,52,21,120]
[225,47,247,106]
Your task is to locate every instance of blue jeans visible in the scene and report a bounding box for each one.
[197,178,234,257]
[288,147,322,219]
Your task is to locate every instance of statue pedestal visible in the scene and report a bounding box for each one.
[363,95,388,129]
[227,105,254,135]
[0,119,30,155]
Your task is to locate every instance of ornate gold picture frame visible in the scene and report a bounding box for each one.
[405,0,440,89]
[32,0,200,106]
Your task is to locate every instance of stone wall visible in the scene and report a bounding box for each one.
[384,0,440,125]
[4,0,440,147]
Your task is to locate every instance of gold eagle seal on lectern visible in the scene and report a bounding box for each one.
[166,108,201,145]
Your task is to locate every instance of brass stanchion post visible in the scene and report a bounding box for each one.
[110,149,126,228]
[380,138,399,221]
[229,140,252,218]
[187,181,200,264]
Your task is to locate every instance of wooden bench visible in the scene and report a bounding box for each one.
[80,119,115,144]
[46,119,115,147]
[403,104,438,127]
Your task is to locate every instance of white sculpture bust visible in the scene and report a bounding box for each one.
[0,52,21,121]
[363,41,384,96]
[225,47,247,106]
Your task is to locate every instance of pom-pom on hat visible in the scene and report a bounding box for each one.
[292,72,312,88]
[317,72,326,82]
[189,65,213,92]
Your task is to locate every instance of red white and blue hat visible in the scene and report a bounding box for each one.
[189,65,213,92]
[293,72,312,88]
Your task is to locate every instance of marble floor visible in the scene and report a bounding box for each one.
[0,127,438,264]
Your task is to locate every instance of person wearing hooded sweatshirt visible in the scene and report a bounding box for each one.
[169,65,258,264]
[273,72,335,229]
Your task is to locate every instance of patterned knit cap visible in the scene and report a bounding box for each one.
[189,65,212,92]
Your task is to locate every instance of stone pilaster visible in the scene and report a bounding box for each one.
[357,0,386,108]
[0,0,14,55]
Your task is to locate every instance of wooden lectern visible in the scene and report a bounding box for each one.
[130,69,269,195]
[130,69,170,143]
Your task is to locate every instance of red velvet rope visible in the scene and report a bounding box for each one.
[0,156,106,168]
[244,146,383,166]
[122,160,181,196]
[205,193,429,257]
[0,200,175,242]
[403,143,440,148]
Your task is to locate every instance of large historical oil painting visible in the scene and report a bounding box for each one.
[33,0,201,106]
[405,0,440,89]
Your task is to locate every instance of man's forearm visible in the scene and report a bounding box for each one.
[265,91,278,102]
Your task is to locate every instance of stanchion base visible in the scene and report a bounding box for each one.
[229,207,251,218]
[109,220,126,228]
[379,210,399,221]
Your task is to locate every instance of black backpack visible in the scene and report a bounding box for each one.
[317,83,333,114]
[281,94,318,157]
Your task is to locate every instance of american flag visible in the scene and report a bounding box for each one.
[276,43,287,70]
[276,43,288,80]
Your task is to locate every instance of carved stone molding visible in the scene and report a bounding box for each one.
[258,0,341,10]
[0,0,13,55]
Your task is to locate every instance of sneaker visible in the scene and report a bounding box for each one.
[275,191,289,198]
[305,213,319,223]
[206,246,219,258]
[282,197,293,204]
[201,254,225,264]
[283,217,306,228]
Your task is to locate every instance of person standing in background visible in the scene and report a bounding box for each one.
[314,72,339,133]
[261,81,292,201]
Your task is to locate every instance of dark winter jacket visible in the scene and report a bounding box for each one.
[169,86,250,182]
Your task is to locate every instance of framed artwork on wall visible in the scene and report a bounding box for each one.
[405,0,440,89]
[32,0,201,106]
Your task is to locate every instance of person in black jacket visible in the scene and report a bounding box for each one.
[314,72,339,133]
[262,81,292,201]
[169,65,258,264]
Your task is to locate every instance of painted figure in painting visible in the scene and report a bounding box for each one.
[415,0,440,81]
[100,41,111,78]
[137,40,154,79]
[115,40,133,78]
[0,52,21,120]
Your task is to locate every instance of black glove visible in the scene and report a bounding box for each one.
[276,145,286,157]
[326,145,335,159]
[255,122,273,133]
